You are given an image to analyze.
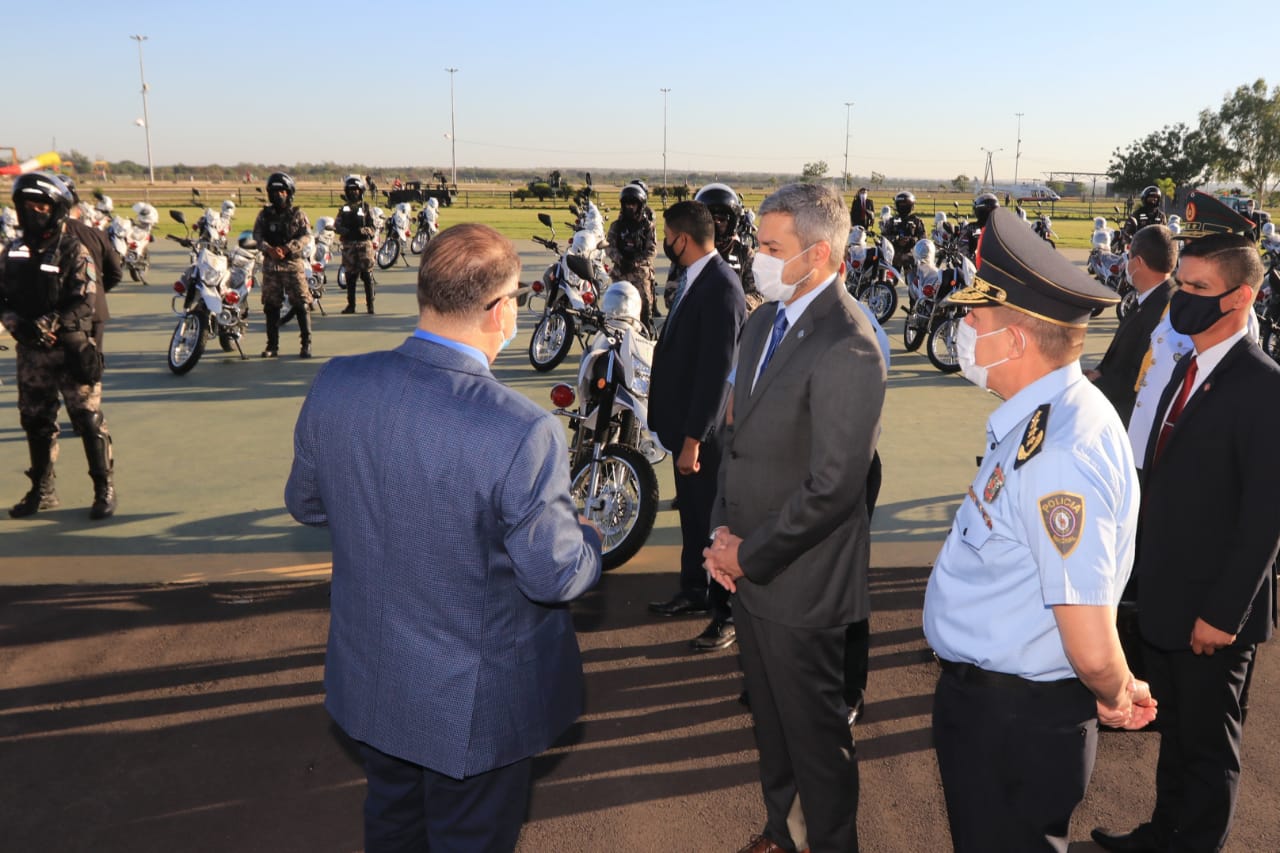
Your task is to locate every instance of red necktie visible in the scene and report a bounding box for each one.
[1153,355,1198,465]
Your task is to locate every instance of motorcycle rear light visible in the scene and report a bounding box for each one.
[225,291,240,305]
[1110,264,1120,274]
[173,281,186,294]
[532,281,545,293]
[128,241,137,249]
[312,263,324,272]
[583,290,595,305]
[550,384,576,408]
[851,260,861,268]
[923,284,936,297]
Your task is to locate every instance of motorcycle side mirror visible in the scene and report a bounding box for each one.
[1113,205,1121,214]
[568,204,580,217]
[537,213,554,228]
[585,172,593,188]
[953,201,960,210]
[170,210,187,225]
[564,254,594,281]
[93,189,106,201]
[237,231,257,250]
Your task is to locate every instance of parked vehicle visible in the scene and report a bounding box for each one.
[376,203,413,269]
[411,198,439,254]
[108,202,158,285]
[549,278,663,568]
[164,211,258,374]
[526,213,609,371]
[846,226,900,325]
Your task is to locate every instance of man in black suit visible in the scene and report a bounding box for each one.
[1093,230,1280,853]
[704,182,886,853]
[647,201,746,652]
[1086,225,1175,428]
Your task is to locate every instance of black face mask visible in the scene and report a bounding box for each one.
[270,192,288,210]
[19,208,52,236]
[1169,286,1239,336]
[663,234,683,265]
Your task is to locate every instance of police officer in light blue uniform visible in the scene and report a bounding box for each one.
[922,208,1156,853]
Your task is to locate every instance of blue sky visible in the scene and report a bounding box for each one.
[9,0,1269,182]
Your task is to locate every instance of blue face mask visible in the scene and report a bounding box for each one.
[498,311,517,352]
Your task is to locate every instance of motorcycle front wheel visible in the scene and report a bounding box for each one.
[376,238,400,269]
[529,307,575,372]
[168,313,207,375]
[859,280,898,326]
[927,316,962,373]
[903,316,926,352]
[570,444,659,570]
[411,229,430,254]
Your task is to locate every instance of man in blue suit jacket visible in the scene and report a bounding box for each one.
[286,223,602,852]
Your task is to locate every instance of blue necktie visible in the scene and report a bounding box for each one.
[757,308,790,383]
[668,269,690,319]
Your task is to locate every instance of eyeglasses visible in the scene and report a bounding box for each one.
[484,289,521,311]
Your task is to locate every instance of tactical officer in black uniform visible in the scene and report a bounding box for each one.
[960,192,1000,259]
[606,182,658,329]
[334,175,377,314]
[664,182,762,312]
[0,172,116,519]
[884,191,926,271]
[1121,185,1167,244]
[252,173,313,357]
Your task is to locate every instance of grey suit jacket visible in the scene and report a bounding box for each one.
[711,281,887,628]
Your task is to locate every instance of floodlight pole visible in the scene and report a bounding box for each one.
[843,101,854,190]
[1013,112,1024,187]
[131,35,155,185]
[445,67,459,186]
[660,88,671,208]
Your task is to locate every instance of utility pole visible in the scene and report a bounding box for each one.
[130,35,155,185]
[1013,112,1024,187]
[660,88,671,209]
[445,67,458,186]
[843,101,854,190]
[980,147,1003,192]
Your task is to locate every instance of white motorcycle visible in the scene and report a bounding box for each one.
[549,277,663,569]
[1087,226,1130,318]
[165,211,259,374]
[411,198,439,254]
[108,202,158,285]
[527,213,610,372]
[376,203,413,269]
[0,206,17,252]
[846,226,901,325]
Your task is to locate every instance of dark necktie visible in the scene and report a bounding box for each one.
[667,269,691,320]
[756,308,790,386]
[1153,355,1198,465]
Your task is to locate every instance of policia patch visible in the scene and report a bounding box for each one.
[1039,492,1085,557]
[1014,404,1049,469]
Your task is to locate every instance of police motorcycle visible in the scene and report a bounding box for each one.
[1087,223,1131,318]
[845,225,901,325]
[83,191,113,230]
[526,212,609,372]
[548,270,662,569]
[164,210,259,374]
[376,203,413,268]
[1032,212,1057,247]
[283,216,336,323]
[107,202,159,285]
[410,197,439,254]
[739,207,759,250]
[0,206,19,251]
[1255,229,1280,359]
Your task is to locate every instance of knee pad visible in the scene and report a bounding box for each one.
[70,409,105,437]
[20,413,58,439]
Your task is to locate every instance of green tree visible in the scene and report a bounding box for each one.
[1106,122,1209,198]
[1198,78,1280,203]
[801,161,828,182]
[951,174,971,193]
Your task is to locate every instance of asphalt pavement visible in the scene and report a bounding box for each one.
[2,243,1276,851]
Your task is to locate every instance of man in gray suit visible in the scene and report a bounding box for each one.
[705,182,887,853]
[286,223,602,852]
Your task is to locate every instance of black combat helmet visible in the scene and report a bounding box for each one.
[619,183,647,211]
[694,182,742,241]
[343,174,365,203]
[1141,185,1162,208]
[12,171,75,242]
[894,191,916,217]
[266,172,296,208]
[973,192,1000,227]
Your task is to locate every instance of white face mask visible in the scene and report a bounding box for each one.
[955,320,1010,391]
[752,244,816,303]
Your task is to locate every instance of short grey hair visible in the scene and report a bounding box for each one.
[759,182,850,264]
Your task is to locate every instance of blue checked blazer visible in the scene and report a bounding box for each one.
[286,336,601,778]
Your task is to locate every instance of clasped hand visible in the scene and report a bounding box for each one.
[1097,679,1158,730]
[702,528,744,593]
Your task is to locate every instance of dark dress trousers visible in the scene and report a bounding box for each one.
[1136,337,1280,852]
[648,252,746,611]
[1093,279,1172,426]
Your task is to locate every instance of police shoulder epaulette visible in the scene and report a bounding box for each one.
[1014,403,1050,470]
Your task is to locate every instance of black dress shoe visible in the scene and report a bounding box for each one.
[1090,825,1163,852]
[648,593,709,617]
[691,619,736,651]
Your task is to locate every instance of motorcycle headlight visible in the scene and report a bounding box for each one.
[632,363,651,396]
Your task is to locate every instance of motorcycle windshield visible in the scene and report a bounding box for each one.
[196,249,228,284]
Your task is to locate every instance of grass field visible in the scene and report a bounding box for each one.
[68,180,1132,250]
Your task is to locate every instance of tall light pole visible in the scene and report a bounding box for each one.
[1013,112,1024,187]
[843,101,855,190]
[445,67,458,186]
[130,35,155,185]
[660,87,670,208]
